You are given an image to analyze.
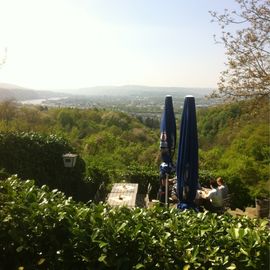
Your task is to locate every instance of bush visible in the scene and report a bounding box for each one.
[0,176,269,270]
[85,163,159,201]
[0,132,86,200]
[118,165,158,198]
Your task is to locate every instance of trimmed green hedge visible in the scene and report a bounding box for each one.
[85,164,160,202]
[0,132,86,200]
[0,176,269,270]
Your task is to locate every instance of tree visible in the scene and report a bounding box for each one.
[210,0,270,101]
[57,110,74,130]
[0,100,17,126]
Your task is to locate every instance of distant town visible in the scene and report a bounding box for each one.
[0,83,221,127]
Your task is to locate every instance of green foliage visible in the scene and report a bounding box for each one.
[116,165,158,198]
[210,0,270,101]
[83,127,158,171]
[197,103,241,142]
[101,111,132,130]
[0,99,268,209]
[0,104,160,203]
[0,176,269,270]
[198,99,270,207]
[0,100,17,125]
[57,110,75,130]
[85,163,113,202]
[0,167,9,180]
[0,131,85,200]
[85,164,159,201]
[198,169,217,187]
[249,180,270,200]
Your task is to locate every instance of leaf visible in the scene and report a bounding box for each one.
[99,241,108,248]
[135,263,145,269]
[210,246,220,256]
[3,215,12,222]
[240,248,248,256]
[16,246,24,253]
[164,232,171,239]
[58,211,66,221]
[260,220,269,228]
[183,265,190,270]
[37,258,46,265]
[116,222,127,232]
[98,254,107,263]
[226,263,236,270]
[192,246,199,260]
[200,229,208,236]
[231,228,239,239]
[81,255,90,262]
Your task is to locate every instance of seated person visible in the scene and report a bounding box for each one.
[194,182,204,205]
[157,170,177,204]
[170,182,178,203]
[203,179,223,212]
[216,177,229,199]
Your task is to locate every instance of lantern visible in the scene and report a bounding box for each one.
[62,153,77,168]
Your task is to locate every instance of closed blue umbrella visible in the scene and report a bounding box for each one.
[160,95,176,165]
[176,95,198,210]
[159,95,176,206]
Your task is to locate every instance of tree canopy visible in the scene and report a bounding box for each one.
[0,100,268,208]
[210,0,270,101]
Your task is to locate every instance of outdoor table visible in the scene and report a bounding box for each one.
[195,188,211,205]
[197,188,211,198]
[107,183,138,208]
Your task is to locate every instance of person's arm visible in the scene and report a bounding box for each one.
[168,178,177,185]
[205,189,214,199]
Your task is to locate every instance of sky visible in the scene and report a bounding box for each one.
[0,0,240,90]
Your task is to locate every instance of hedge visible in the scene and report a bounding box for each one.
[0,176,269,270]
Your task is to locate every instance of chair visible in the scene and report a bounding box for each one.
[222,194,232,210]
[212,194,232,215]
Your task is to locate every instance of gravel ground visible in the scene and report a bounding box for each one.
[228,207,257,218]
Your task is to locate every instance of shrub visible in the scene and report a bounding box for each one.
[0,176,269,270]
[0,132,85,200]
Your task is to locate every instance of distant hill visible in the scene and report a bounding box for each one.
[0,83,67,101]
[73,85,212,97]
[0,83,213,101]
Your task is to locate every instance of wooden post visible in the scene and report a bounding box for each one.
[165,173,169,208]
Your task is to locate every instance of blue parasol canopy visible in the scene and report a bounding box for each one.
[160,95,176,167]
[176,95,198,209]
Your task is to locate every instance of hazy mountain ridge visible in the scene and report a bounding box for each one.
[0,82,213,102]
[0,83,68,101]
[75,85,212,97]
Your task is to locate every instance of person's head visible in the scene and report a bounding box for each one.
[216,177,224,186]
[210,179,218,189]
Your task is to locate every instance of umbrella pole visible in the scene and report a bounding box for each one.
[165,173,169,208]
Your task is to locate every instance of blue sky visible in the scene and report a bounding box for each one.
[0,0,240,90]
